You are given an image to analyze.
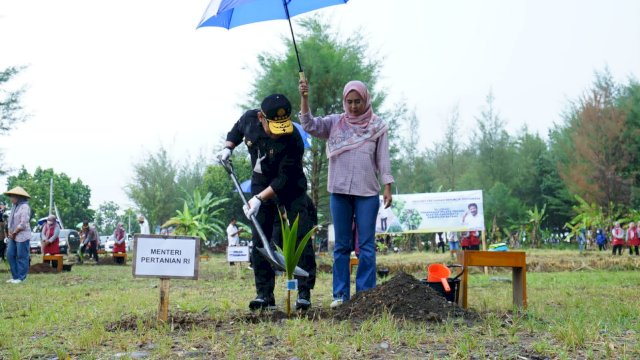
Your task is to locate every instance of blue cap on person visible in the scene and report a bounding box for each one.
[261,94,293,135]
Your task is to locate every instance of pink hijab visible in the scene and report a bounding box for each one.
[327,81,388,158]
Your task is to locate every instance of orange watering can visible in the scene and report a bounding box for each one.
[427,263,451,292]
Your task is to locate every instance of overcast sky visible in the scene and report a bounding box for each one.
[1,0,639,211]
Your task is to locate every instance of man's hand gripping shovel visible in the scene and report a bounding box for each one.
[219,158,309,278]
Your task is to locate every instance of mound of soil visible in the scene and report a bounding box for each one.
[105,311,220,332]
[333,272,476,323]
[29,263,59,274]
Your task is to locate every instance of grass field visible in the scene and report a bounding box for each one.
[0,250,639,359]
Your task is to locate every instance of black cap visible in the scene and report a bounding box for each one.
[260,94,293,134]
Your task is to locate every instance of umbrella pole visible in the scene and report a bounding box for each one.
[283,0,308,92]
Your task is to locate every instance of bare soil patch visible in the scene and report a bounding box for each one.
[105,311,220,332]
[29,263,59,274]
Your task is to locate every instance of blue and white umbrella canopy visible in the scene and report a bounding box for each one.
[198,0,349,74]
[198,0,349,30]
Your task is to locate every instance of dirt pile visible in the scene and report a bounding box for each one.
[105,311,220,332]
[29,263,59,274]
[333,272,476,323]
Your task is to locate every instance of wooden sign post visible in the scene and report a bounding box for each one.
[132,235,200,322]
[158,278,170,322]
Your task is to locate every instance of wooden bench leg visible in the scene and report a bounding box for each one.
[512,266,527,309]
[460,266,468,308]
[349,258,359,274]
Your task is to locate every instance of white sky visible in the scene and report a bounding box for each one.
[1,0,639,210]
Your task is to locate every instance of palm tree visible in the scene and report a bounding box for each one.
[526,204,547,247]
[163,191,229,244]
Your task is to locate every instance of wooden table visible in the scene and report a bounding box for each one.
[349,258,359,274]
[43,254,63,272]
[458,251,527,309]
[113,252,127,265]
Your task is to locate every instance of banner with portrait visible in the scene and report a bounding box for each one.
[376,190,485,234]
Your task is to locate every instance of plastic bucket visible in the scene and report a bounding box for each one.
[427,263,452,292]
[421,278,461,303]
[422,264,464,302]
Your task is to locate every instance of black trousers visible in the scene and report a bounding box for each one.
[612,244,623,255]
[251,195,317,299]
[80,243,99,262]
[0,241,5,261]
[630,246,639,256]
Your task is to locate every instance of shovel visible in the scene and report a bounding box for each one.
[219,158,309,278]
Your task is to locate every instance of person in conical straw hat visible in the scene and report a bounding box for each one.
[137,215,150,235]
[4,186,32,284]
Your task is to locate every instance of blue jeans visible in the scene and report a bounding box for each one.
[330,193,379,301]
[7,239,30,281]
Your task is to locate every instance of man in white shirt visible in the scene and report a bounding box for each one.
[461,203,483,230]
[138,215,150,235]
[227,217,243,266]
[447,231,459,259]
[227,217,243,246]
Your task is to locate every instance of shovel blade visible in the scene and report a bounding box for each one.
[272,249,309,278]
[256,247,309,278]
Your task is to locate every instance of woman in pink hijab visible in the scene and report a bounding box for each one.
[299,79,394,308]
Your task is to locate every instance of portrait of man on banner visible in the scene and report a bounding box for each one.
[461,202,484,231]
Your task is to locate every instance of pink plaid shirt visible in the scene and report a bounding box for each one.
[299,112,394,197]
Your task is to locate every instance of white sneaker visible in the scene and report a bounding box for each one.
[330,299,343,309]
[10,279,23,284]
[6,279,14,283]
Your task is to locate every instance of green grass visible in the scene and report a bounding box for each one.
[0,251,639,359]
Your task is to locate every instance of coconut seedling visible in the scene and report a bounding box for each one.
[277,211,317,316]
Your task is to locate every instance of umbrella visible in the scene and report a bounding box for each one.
[198,0,349,81]
[293,122,312,148]
[236,179,252,193]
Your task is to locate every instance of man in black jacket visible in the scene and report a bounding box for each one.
[217,94,316,311]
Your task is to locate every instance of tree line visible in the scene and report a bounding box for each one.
[124,19,640,247]
[4,19,638,246]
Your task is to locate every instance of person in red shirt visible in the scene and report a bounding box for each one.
[469,231,481,250]
[112,223,127,264]
[460,231,471,250]
[628,222,640,256]
[41,215,61,255]
[611,222,625,255]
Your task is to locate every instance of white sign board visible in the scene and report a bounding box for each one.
[376,190,485,233]
[227,246,250,262]
[133,235,200,279]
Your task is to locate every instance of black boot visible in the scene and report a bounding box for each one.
[249,295,276,311]
[295,289,312,311]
